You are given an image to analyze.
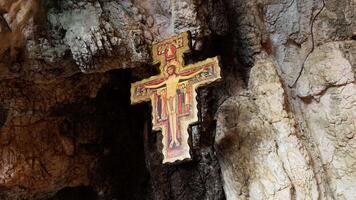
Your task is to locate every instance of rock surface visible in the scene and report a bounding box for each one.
[214,0,356,199]
[0,0,355,199]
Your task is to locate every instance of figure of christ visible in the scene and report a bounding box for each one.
[143,61,206,148]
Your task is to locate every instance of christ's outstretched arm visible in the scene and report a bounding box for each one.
[143,79,166,89]
[179,67,206,80]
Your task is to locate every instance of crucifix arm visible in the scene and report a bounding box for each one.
[143,79,166,89]
[131,75,168,104]
[180,66,206,80]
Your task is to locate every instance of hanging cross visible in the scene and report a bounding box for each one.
[131,32,221,163]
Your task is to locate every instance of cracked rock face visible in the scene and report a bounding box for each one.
[216,57,319,200]
[0,0,355,199]
[0,0,224,77]
[215,0,355,199]
[0,0,227,199]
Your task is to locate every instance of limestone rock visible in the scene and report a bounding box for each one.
[296,41,355,98]
[214,0,355,199]
[0,0,228,199]
[216,57,319,200]
[0,0,355,199]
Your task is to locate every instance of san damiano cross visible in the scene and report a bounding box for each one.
[130,32,221,163]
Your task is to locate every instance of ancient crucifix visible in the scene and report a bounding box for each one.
[131,32,221,163]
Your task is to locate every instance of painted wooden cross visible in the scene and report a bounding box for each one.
[131,32,221,163]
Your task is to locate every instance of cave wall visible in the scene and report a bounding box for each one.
[0,0,355,199]
[215,0,355,199]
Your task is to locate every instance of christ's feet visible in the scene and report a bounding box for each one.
[169,140,181,148]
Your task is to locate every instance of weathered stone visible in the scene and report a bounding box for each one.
[296,41,355,98]
[0,0,355,199]
[216,57,319,200]
[214,0,355,199]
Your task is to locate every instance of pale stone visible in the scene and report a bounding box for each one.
[296,42,354,98]
[216,57,319,200]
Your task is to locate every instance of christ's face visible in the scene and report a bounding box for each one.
[166,65,176,76]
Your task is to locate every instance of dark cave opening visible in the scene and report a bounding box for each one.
[50,186,97,200]
[0,104,8,127]
[49,69,152,200]
[91,70,151,199]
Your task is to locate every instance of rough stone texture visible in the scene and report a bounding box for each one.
[0,0,227,77]
[295,41,356,199]
[216,56,319,200]
[0,0,227,199]
[0,73,110,199]
[0,0,355,199]
[214,0,356,199]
